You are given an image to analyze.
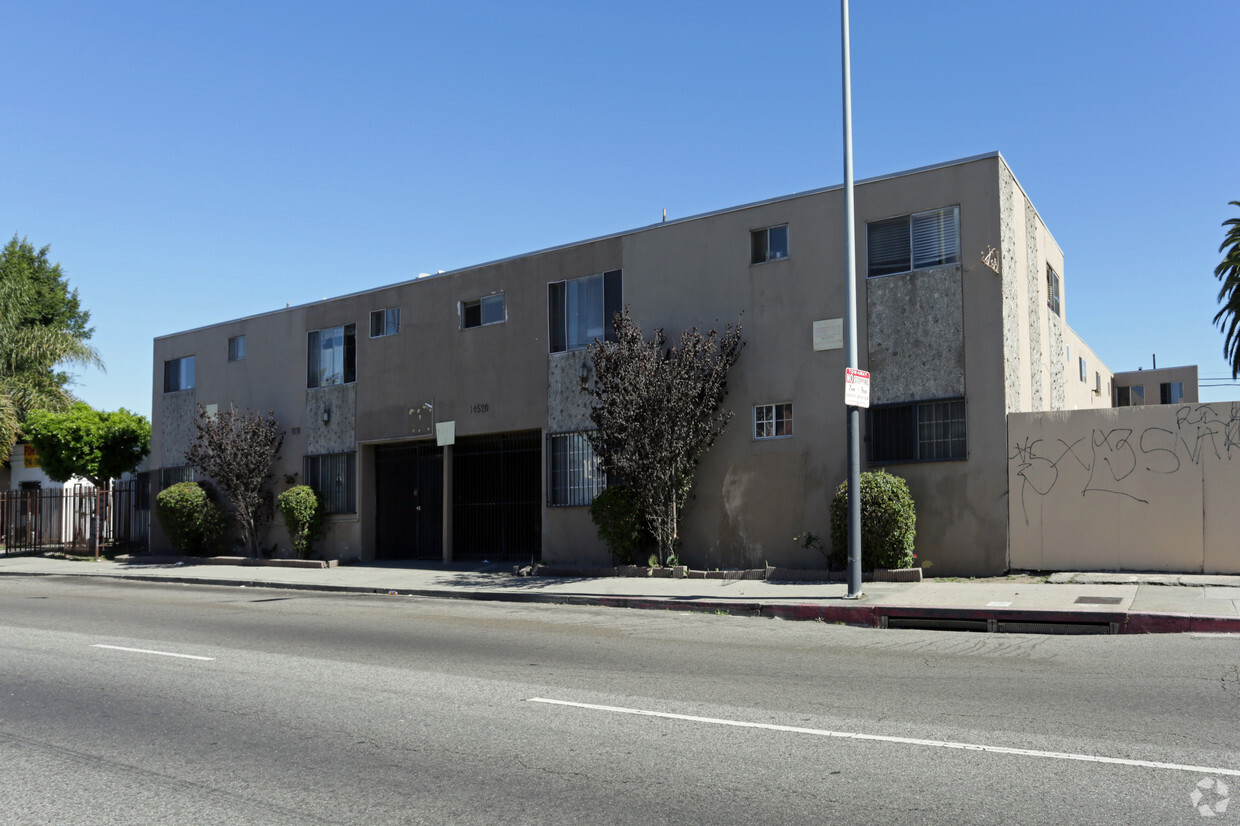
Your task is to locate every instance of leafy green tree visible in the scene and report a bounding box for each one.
[22,403,151,554]
[185,406,284,557]
[584,308,744,566]
[0,237,102,450]
[1213,202,1240,377]
[22,403,151,488]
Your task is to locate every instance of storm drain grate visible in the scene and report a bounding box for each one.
[1074,596,1123,605]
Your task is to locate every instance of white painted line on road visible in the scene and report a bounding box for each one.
[91,644,214,661]
[986,601,1013,607]
[528,698,1240,777]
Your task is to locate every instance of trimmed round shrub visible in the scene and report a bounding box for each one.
[277,485,325,559]
[589,484,654,565]
[155,482,226,557]
[828,470,916,571]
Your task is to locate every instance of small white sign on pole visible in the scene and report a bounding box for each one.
[844,368,870,408]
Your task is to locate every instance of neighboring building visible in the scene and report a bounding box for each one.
[150,152,1178,575]
[1112,365,1199,407]
[6,443,92,491]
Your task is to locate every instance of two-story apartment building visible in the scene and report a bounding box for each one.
[150,152,1120,575]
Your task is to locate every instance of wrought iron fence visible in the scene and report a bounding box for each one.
[0,479,150,556]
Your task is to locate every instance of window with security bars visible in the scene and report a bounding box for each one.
[158,466,196,490]
[547,432,606,506]
[1047,266,1061,316]
[868,398,966,463]
[866,206,960,277]
[304,452,357,514]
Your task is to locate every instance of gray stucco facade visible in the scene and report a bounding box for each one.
[150,152,1115,575]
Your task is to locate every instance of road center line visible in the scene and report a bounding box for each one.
[91,644,214,661]
[528,697,1240,777]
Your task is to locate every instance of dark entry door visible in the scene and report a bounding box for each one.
[375,442,442,559]
[453,431,541,562]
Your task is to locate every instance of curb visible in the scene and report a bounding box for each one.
[3,569,1238,634]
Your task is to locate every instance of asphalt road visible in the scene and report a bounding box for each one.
[1,576,1237,825]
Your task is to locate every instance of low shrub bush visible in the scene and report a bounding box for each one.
[277,485,325,559]
[589,485,654,565]
[828,469,916,571]
[155,482,226,557]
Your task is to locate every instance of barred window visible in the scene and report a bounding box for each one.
[868,398,966,463]
[304,452,357,514]
[547,432,606,506]
[159,465,196,490]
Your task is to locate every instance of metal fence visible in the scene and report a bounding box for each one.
[0,479,150,556]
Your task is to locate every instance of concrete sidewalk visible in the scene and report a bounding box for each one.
[2,554,1238,634]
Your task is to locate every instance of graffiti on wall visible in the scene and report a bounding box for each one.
[1009,403,1240,522]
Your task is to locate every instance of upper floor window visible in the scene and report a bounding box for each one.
[228,335,246,361]
[1095,372,1102,395]
[1160,382,1184,405]
[754,402,793,440]
[1047,266,1061,316]
[750,225,789,264]
[1117,385,1145,407]
[307,324,356,388]
[163,356,195,393]
[866,206,960,277]
[868,397,966,463]
[462,294,505,329]
[1079,357,1087,382]
[549,270,622,353]
[370,308,400,338]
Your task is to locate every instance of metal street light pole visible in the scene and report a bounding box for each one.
[841,0,863,599]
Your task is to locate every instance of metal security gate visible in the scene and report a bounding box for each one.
[374,442,442,559]
[453,431,541,562]
[0,480,150,556]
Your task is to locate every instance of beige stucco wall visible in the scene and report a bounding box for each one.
[1009,404,1240,573]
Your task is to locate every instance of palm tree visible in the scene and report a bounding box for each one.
[0,276,103,451]
[1213,201,1240,378]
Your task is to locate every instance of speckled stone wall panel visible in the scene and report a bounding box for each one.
[1025,196,1043,410]
[866,264,964,404]
[305,384,356,454]
[999,166,1021,414]
[547,351,595,433]
[1048,315,1066,409]
[160,390,197,467]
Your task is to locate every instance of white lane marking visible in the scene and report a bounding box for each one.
[528,698,1240,777]
[986,601,1013,607]
[91,644,215,661]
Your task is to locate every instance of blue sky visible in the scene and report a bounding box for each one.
[3,0,1238,418]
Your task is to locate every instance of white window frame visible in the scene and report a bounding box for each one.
[369,308,400,338]
[753,402,793,440]
[461,294,506,329]
[750,225,789,265]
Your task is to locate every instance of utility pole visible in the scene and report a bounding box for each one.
[841,0,863,599]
